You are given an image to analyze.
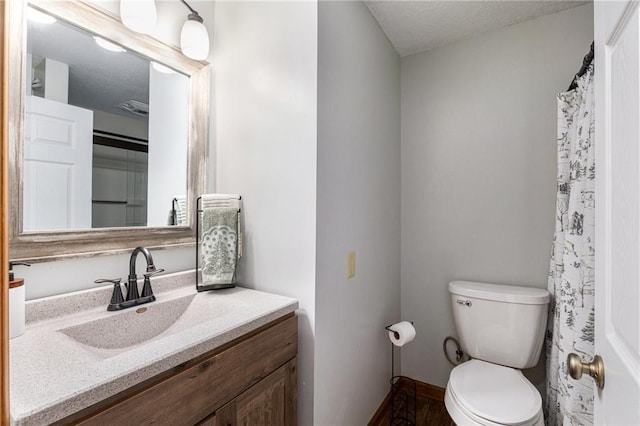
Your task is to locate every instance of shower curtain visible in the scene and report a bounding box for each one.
[545,64,595,426]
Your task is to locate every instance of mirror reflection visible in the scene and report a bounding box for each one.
[25,7,189,231]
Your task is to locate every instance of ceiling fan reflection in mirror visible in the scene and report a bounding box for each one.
[117,99,149,117]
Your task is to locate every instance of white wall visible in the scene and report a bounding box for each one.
[147,67,189,226]
[20,0,215,299]
[43,58,69,104]
[19,247,194,300]
[315,2,400,424]
[211,2,317,424]
[400,4,594,389]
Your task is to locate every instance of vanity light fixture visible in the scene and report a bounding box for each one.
[27,7,56,24]
[120,0,157,35]
[94,36,126,53]
[180,0,210,60]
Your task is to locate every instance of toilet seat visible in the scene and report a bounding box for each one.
[446,360,543,426]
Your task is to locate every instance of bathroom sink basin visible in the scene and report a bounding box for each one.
[58,291,227,358]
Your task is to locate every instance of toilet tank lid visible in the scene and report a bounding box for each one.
[449,281,550,305]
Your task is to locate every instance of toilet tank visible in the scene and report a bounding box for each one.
[449,281,550,369]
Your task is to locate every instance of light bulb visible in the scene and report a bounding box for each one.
[120,0,157,35]
[180,14,209,60]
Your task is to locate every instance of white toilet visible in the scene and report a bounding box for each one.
[444,280,550,426]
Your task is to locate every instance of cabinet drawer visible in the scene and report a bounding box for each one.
[70,314,297,425]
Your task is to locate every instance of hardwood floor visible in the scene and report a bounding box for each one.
[369,395,455,426]
[413,396,455,426]
[368,378,455,426]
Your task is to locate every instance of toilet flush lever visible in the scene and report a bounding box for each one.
[456,299,472,307]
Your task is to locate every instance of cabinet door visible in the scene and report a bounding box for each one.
[210,358,296,426]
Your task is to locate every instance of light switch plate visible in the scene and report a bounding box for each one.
[347,251,356,279]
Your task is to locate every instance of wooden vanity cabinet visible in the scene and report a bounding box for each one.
[197,359,297,426]
[59,314,297,426]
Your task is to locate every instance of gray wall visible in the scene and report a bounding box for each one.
[315,1,400,424]
[400,4,594,389]
[211,2,318,424]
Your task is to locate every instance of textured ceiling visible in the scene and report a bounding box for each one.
[364,1,590,57]
[28,17,150,122]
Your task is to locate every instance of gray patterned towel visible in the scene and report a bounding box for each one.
[200,207,238,285]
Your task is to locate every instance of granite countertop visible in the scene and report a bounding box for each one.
[9,271,298,425]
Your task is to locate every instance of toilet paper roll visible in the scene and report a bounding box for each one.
[388,321,416,347]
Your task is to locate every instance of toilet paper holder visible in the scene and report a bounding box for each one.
[385,321,414,340]
[384,322,416,426]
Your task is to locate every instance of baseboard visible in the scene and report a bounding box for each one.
[367,391,392,426]
[367,377,446,425]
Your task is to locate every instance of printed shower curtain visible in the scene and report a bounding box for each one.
[545,65,595,426]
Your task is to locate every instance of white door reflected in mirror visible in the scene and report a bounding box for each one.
[24,95,93,231]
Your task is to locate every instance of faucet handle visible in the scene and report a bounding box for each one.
[141,269,163,298]
[95,278,125,310]
[95,278,122,285]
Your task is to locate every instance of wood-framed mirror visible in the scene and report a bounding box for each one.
[8,0,210,262]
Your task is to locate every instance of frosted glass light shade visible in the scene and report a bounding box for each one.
[120,0,157,34]
[180,19,210,60]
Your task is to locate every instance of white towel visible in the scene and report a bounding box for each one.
[200,193,242,209]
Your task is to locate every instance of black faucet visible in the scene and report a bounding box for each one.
[128,246,163,301]
[96,247,164,311]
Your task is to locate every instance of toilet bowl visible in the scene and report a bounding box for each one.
[445,281,550,426]
[444,360,544,426]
